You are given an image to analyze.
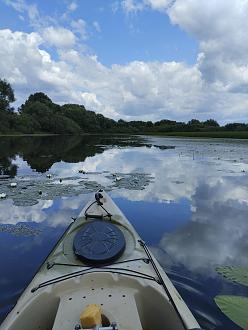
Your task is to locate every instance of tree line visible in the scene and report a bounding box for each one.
[0,78,247,134]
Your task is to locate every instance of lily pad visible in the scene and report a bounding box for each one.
[0,171,154,206]
[0,224,42,236]
[216,266,248,287]
[214,295,248,329]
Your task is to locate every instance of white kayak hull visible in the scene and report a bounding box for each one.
[0,190,201,330]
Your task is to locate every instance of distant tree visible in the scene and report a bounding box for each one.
[186,119,203,131]
[2,80,246,135]
[187,119,201,126]
[118,119,127,126]
[0,78,15,112]
[225,123,247,131]
[146,121,153,127]
[203,119,219,127]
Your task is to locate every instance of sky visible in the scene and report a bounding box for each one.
[0,0,248,123]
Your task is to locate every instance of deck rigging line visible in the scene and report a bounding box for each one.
[31,265,158,293]
[47,257,150,269]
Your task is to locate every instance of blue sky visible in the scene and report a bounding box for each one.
[85,4,198,66]
[0,0,198,65]
[0,0,248,123]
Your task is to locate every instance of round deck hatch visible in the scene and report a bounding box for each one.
[73,220,126,265]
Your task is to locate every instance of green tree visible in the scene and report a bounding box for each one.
[49,115,82,134]
[61,104,87,130]
[19,92,60,114]
[225,123,247,131]
[0,79,15,112]
[15,114,41,133]
[203,119,219,127]
[187,119,201,126]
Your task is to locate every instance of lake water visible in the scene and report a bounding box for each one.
[0,135,248,329]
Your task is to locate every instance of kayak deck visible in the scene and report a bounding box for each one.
[0,191,200,330]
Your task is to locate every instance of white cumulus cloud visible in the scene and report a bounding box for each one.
[168,0,248,93]
[1,0,248,122]
[1,27,248,122]
[42,26,76,48]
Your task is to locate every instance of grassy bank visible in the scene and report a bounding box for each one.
[144,131,248,139]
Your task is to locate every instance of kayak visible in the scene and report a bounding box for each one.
[0,190,201,330]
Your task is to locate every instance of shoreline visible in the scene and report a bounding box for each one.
[0,131,248,139]
[141,131,248,139]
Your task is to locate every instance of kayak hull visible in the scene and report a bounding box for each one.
[0,191,200,330]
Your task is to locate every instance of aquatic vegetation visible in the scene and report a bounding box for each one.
[0,224,42,236]
[216,266,248,287]
[107,173,153,190]
[0,172,153,206]
[214,295,248,329]
[215,266,248,329]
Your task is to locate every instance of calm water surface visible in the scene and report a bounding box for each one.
[0,135,248,329]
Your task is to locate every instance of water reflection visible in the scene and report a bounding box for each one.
[0,135,248,329]
[0,135,147,174]
[0,221,68,320]
[0,153,17,178]
[159,176,248,275]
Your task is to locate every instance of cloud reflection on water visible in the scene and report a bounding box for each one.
[157,176,248,276]
[1,137,248,275]
[0,195,89,227]
[0,136,248,329]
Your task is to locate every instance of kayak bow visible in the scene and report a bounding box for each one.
[0,190,202,330]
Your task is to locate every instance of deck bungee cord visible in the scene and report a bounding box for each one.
[31,267,158,293]
[47,257,150,269]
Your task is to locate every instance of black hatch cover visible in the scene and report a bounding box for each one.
[73,220,126,265]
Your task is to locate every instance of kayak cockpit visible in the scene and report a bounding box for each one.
[7,272,185,330]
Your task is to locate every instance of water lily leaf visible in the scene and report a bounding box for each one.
[215,295,248,329]
[216,266,248,287]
